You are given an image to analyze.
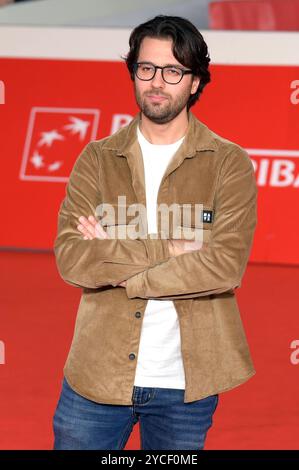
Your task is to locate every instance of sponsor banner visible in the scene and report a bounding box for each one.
[0,47,298,264]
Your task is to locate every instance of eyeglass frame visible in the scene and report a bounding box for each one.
[132,62,194,85]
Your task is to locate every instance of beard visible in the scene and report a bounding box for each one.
[134,82,191,124]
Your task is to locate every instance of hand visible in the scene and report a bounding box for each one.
[77,215,109,240]
[77,215,126,288]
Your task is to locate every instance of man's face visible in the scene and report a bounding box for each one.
[133,37,200,124]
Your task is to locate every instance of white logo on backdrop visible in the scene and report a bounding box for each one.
[19,107,100,182]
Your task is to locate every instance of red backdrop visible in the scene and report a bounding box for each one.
[0,58,298,264]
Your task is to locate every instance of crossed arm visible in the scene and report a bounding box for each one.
[54,142,200,291]
[76,214,201,287]
[54,142,257,299]
[123,148,257,300]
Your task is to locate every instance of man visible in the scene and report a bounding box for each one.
[53,15,257,450]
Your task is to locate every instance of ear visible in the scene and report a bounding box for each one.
[191,76,200,95]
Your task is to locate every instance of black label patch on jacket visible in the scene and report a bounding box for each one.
[202,210,213,223]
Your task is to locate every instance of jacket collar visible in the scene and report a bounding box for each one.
[102,110,218,158]
[101,111,218,208]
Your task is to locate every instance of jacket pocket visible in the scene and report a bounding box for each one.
[171,203,214,244]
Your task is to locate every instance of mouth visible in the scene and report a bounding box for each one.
[147,94,167,103]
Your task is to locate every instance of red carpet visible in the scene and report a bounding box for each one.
[0,251,298,449]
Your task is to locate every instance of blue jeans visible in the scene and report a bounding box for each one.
[53,377,219,450]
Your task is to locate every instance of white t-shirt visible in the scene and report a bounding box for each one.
[133,124,186,389]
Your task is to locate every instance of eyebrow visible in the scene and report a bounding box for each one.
[138,61,184,69]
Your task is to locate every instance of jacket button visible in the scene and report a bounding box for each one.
[129,353,136,360]
[135,311,141,318]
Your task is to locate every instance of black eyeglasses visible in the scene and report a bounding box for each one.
[133,62,193,85]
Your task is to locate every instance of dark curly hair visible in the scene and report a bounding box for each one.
[122,15,211,111]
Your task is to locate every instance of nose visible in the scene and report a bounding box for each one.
[151,67,165,88]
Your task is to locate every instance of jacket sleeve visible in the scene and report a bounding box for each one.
[54,142,170,289]
[125,146,258,300]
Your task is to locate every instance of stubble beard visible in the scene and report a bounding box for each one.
[134,83,191,125]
